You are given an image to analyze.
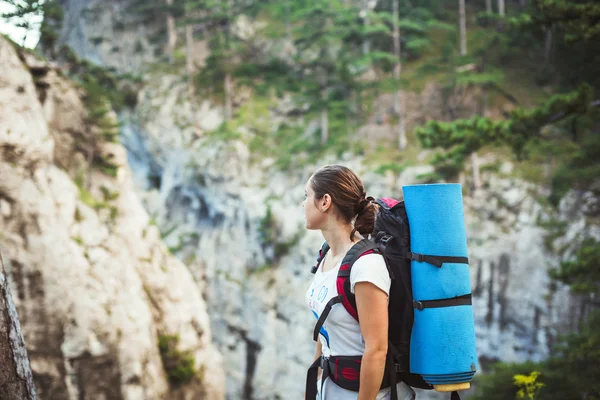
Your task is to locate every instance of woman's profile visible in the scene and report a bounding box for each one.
[303,165,415,400]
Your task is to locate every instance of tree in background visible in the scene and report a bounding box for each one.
[414,1,600,397]
[127,0,184,63]
[291,0,362,144]
[458,0,467,56]
[189,0,253,121]
[165,0,177,64]
[391,0,406,150]
[0,0,44,47]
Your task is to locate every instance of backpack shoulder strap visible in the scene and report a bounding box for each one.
[311,240,381,341]
[336,239,382,321]
[311,241,330,274]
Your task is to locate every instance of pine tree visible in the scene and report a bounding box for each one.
[291,0,362,144]
[0,0,44,47]
[186,0,252,121]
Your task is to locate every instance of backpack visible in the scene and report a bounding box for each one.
[305,198,466,400]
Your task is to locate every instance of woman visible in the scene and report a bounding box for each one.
[304,165,415,400]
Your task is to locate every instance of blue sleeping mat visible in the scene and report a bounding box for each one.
[402,184,477,385]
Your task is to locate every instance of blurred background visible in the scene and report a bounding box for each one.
[0,0,598,399]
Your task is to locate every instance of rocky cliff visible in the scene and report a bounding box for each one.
[0,36,224,400]
[2,1,596,399]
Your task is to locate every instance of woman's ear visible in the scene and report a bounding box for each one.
[321,194,332,212]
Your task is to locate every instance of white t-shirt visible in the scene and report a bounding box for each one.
[306,250,416,400]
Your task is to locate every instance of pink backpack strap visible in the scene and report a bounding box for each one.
[336,239,381,321]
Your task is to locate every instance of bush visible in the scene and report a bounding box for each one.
[158,334,197,386]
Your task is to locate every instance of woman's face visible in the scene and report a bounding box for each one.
[303,180,325,230]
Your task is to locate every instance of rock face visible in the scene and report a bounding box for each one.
[57,0,160,73]
[0,37,224,400]
[120,73,591,400]
[34,3,599,399]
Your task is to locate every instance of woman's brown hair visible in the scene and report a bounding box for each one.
[310,165,378,240]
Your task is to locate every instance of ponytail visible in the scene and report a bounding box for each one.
[351,196,378,240]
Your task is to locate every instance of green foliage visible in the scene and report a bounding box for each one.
[39,0,63,53]
[514,371,544,400]
[158,334,197,386]
[258,205,276,245]
[550,239,600,295]
[257,205,303,263]
[416,84,598,190]
[472,362,545,400]
[0,0,44,46]
[473,313,600,400]
[534,0,600,42]
[73,172,120,222]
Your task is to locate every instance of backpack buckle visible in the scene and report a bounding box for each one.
[380,235,393,245]
[413,300,424,311]
[407,251,423,262]
[395,363,404,373]
[408,252,424,262]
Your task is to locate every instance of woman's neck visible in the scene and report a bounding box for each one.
[321,223,356,257]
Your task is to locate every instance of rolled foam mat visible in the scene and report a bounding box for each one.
[402,184,477,385]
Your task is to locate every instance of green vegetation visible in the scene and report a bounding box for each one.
[158,334,197,386]
[257,205,303,264]
[73,171,120,223]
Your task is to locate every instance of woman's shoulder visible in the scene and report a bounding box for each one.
[353,251,385,265]
[349,252,391,294]
[350,252,388,274]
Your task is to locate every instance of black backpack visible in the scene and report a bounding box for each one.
[306,198,465,400]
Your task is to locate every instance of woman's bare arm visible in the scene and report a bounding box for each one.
[354,281,389,400]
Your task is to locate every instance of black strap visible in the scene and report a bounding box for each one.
[413,294,472,311]
[451,391,461,400]
[407,252,469,268]
[387,341,408,373]
[305,357,321,400]
[321,356,330,399]
[337,239,381,278]
[313,295,343,341]
[311,242,330,274]
[386,353,398,400]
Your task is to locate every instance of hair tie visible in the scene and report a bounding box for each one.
[357,196,375,214]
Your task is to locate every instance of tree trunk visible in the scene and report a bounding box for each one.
[0,250,37,400]
[362,0,370,55]
[320,68,329,145]
[471,152,481,191]
[285,0,291,40]
[321,106,328,145]
[224,72,233,121]
[186,24,201,136]
[498,0,505,16]
[185,24,194,78]
[486,0,492,13]
[223,0,234,121]
[166,0,177,64]
[459,0,467,56]
[392,0,407,150]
